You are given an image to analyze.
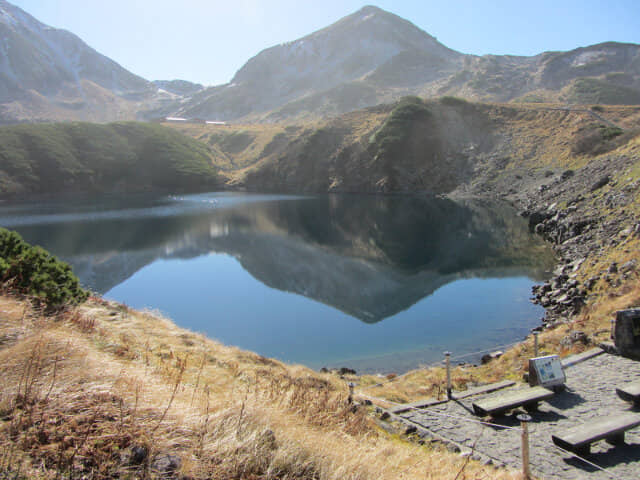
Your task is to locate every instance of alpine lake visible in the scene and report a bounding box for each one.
[0,192,555,373]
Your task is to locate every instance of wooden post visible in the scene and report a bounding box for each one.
[611,318,616,340]
[517,414,532,480]
[444,351,451,399]
[533,331,539,358]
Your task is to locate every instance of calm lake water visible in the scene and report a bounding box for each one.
[0,192,555,373]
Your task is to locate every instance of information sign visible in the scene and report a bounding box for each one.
[528,355,565,388]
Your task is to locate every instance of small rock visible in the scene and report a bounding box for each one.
[608,263,618,274]
[590,175,610,192]
[585,276,599,290]
[121,445,148,466]
[480,351,503,364]
[620,227,633,238]
[553,265,567,277]
[151,454,181,475]
[446,443,461,453]
[566,279,579,289]
[380,411,390,420]
[405,425,417,435]
[621,260,637,273]
[560,170,574,181]
[338,367,356,375]
[561,331,589,347]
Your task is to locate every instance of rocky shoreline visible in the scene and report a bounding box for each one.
[507,149,639,333]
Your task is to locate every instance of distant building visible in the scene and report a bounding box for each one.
[165,117,187,122]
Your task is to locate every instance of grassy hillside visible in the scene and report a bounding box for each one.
[562,77,640,105]
[0,293,521,479]
[163,121,305,177]
[0,122,223,196]
[163,99,640,196]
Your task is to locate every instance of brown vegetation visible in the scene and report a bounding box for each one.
[0,295,521,479]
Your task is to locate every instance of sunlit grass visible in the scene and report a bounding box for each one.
[0,294,521,479]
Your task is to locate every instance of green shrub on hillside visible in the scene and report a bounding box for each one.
[0,228,88,310]
[566,78,640,105]
[208,130,255,154]
[369,96,431,160]
[572,124,625,155]
[439,96,470,106]
[0,122,221,196]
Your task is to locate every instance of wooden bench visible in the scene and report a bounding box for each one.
[552,412,640,455]
[616,380,640,407]
[472,386,554,417]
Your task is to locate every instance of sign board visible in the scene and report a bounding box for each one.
[528,355,565,388]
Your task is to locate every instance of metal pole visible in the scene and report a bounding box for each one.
[444,351,451,399]
[533,331,539,358]
[517,414,532,480]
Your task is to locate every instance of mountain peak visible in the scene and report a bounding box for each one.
[0,0,153,123]
[355,5,384,16]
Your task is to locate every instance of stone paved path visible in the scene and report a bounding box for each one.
[398,352,640,479]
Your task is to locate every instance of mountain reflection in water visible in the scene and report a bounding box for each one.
[0,193,554,371]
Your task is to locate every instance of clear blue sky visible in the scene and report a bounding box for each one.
[10,0,640,86]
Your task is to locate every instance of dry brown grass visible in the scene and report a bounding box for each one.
[0,295,523,479]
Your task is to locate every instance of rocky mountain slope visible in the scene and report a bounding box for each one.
[0,0,195,123]
[1,2,638,123]
[175,6,640,122]
[177,6,463,121]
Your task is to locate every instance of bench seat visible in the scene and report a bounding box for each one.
[616,380,640,406]
[472,386,554,417]
[552,412,640,455]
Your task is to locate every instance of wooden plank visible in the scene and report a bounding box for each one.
[561,347,604,368]
[472,386,554,417]
[451,380,516,400]
[552,412,640,454]
[617,380,640,405]
[389,397,447,414]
